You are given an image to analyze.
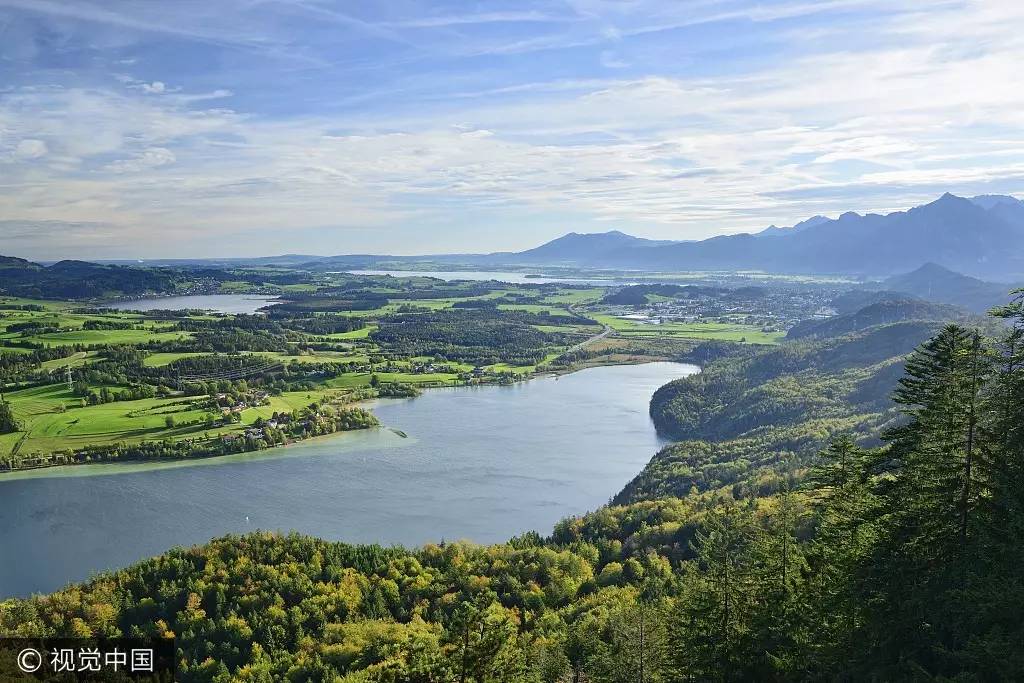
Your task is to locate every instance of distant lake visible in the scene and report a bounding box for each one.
[105,294,280,314]
[0,362,697,597]
[347,270,640,285]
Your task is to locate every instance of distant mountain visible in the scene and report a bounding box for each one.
[879,262,1017,313]
[787,296,967,340]
[10,192,1024,279]
[437,193,1022,278]
[757,215,830,237]
[230,193,1024,277]
[504,230,675,265]
[968,194,1024,210]
[601,193,1024,277]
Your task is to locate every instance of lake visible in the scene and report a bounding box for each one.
[105,294,280,314]
[0,362,697,597]
[346,270,641,285]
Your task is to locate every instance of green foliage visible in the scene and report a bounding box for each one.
[371,309,556,366]
[626,321,946,504]
[0,399,19,434]
[4,290,1024,680]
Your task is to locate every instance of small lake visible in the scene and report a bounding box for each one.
[0,362,696,597]
[105,294,280,314]
[346,270,641,285]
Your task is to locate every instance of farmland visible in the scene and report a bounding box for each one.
[1,271,821,471]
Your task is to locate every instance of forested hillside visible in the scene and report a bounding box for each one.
[0,256,178,299]
[785,296,965,339]
[2,293,1023,681]
[629,295,1002,509]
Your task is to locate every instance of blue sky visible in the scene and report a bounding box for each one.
[1,0,1023,259]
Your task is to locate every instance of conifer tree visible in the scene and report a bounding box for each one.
[668,501,757,681]
[859,324,993,675]
[0,399,18,434]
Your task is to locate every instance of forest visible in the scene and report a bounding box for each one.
[2,290,1021,680]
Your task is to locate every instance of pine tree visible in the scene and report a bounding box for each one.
[590,596,669,683]
[668,500,757,681]
[986,290,1024,528]
[859,324,994,676]
[747,483,811,676]
[886,324,992,564]
[0,399,19,434]
[803,435,877,671]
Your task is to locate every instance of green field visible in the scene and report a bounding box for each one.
[325,325,376,339]
[0,382,342,461]
[497,304,572,316]
[24,329,190,346]
[142,352,206,367]
[325,372,461,388]
[540,288,605,304]
[593,314,783,344]
[0,384,212,458]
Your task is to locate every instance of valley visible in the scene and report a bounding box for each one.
[1,197,1023,681]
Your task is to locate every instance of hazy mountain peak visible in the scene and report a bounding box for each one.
[757,215,829,237]
[970,194,1023,210]
[880,262,1014,312]
[794,215,830,230]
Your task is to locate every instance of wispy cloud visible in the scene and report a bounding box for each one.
[0,0,1022,258]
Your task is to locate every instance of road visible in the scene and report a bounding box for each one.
[565,305,613,354]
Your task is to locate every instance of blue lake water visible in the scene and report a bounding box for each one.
[105,294,280,314]
[0,362,696,597]
[346,270,642,285]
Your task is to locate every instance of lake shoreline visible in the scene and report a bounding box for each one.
[0,356,690,479]
[1,361,699,597]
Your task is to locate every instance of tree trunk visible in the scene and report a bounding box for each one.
[960,332,981,555]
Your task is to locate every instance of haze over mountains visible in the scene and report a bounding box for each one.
[479,193,1024,278]
[5,193,1024,280]
[284,193,1024,279]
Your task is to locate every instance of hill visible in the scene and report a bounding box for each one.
[628,294,976,504]
[0,255,177,299]
[786,296,966,339]
[878,262,1017,312]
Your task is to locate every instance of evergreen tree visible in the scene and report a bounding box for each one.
[886,324,992,561]
[803,435,878,672]
[747,484,811,677]
[859,324,993,676]
[0,399,18,434]
[668,501,757,681]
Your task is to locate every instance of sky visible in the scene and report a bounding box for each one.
[1,0,1023,260]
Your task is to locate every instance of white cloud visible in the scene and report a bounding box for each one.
[15,138,48,159]
[2,0,1024,257]
[104,147,176,173]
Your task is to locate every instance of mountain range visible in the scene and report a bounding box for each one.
[488,193,1024,278]
[279,193,1024,278]
[8,193,1024,279]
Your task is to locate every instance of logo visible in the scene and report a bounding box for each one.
[16,647,42,673]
